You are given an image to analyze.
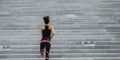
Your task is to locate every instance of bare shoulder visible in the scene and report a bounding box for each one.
[40,25,44,30]
[49,25,54,29]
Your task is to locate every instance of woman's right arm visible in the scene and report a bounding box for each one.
[50,26,55,38]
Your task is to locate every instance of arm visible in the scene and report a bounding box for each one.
[50,26,55,39]
[40,26,43,36]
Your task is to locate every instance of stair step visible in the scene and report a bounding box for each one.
[0,53,120,58]
[0,34,116,36]
[0,36,116,38]
[0,20,118,25]
[1,50,120,54]
[1,29,120,32]
[1,31,120,34]
[0,49,120,53]
[0,38,116,42]
[1,45,120,49]
[1,57,120,60]
[1,26,120,29]
[0,33,120,35]
[1,24,120,27]
[1,41,120,45]
[95,41,120,45]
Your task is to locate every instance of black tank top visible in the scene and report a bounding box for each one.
[41,25,51,40]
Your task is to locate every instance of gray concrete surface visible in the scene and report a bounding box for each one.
[0,0,120,60]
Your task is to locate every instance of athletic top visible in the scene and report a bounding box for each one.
[41,25,51,40]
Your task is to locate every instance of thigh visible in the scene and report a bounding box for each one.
[45,42,51,52]
[40,42,46,50]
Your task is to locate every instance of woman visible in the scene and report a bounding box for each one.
[40,16,55,60]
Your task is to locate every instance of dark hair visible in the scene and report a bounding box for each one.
[43,16,50,24]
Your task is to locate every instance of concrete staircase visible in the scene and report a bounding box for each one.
[0,0,120,60]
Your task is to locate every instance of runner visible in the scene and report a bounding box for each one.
[40,16,55,60]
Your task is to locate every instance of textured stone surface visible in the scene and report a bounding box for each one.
[0,0,120,60]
